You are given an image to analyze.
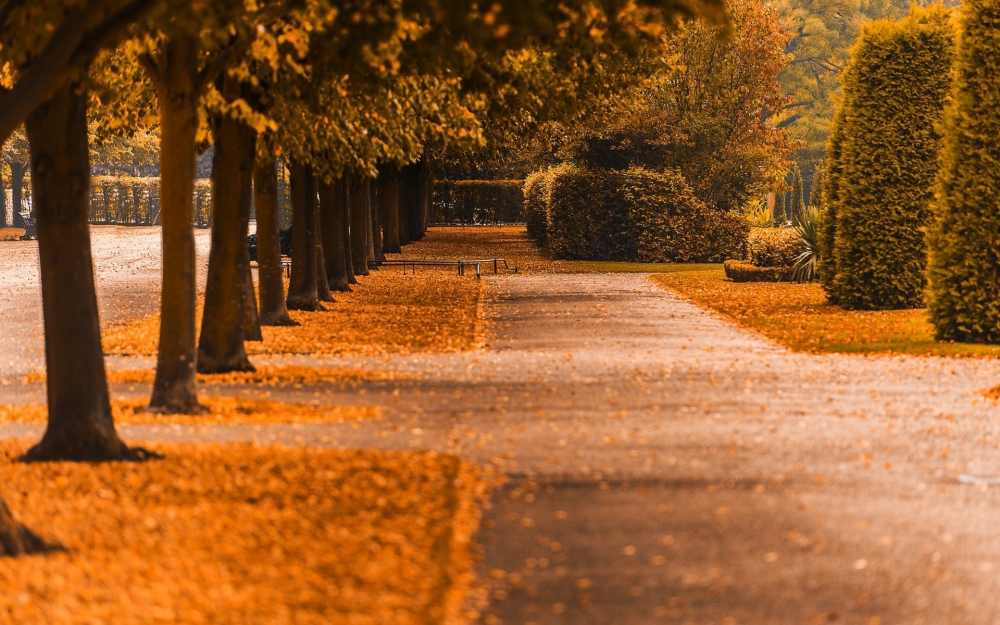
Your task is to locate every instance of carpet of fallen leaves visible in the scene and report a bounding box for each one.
[23,365,415,387]
[0,442,489,625]
[0,397,377,425]
[653,267,1000,357]
[103,270,481,357]
[394,226,555,274]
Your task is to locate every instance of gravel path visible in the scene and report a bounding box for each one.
[5,259,1000,622]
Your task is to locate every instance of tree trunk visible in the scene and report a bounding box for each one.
[242,243,263,340]
[367,178,377,264]
[314,174,334,302]
[398,165,410,247]
[0,166,7,228]
[11,162,25,218]
[421,162,434,233]
[342,181,356,284]
[22,82,144,462]
[149,35,202,412]
[197,76,256,374]
[379,166,400,253]
[349,172,370,276]
[371,177,385,263]
[286,159,321,310]
[404,162,423,241]
[253,156,295,326]
[319,177,349,291]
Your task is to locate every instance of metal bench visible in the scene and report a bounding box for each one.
[368,258,518,278]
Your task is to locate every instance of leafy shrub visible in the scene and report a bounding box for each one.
[433,180,524,224]
[522,170,550,244]
[546,165,750,262]
[927,0,1000,341]
[724,260,793,283]
[741,198,772,228]
[826,5,954,310]
[792,205,821,282]
[747,227,803,268]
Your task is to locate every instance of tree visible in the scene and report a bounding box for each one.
[926,0,1000,341]
[789,164,804,222]
[826,6,952,310]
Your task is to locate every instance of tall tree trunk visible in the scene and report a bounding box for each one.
[149,35,202,412]
[367,178,377,264]
[371,177,385,263]
[23,82,143,462]
[0,166,7,228]
[404,163,423,241]
[398,165,410,247]
[286,159,321,310]
[11,162,25,218]
[342,183,356,284]
[319,177,349,291]
[253,155,295,326]
[242,243,262,340]
[421,161,434,234]
[197,76,256,374]
[349,172,370,275]
[314,174,334,302]
[380,166,400,253]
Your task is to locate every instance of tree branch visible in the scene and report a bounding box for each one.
[70,0,159,70]
[195,35,257,96]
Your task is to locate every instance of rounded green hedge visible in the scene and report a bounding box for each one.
[522,170,550,244]
[825,5,954,310]
[927,0,1000,342]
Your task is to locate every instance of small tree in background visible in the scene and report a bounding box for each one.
[809,161,824,209]
[927,0,1000,341]
[789,165,805,222]
[773,191,787,225]
[825,5,953,310]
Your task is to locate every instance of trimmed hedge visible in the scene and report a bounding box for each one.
[544,165,750,262]
[825,6,954,310]
[818,105,846,301]
[433,180,524,224]
[747,227,803,268]
[724,260,793,283]
[522,169,553,244]
[926,0,1000,342]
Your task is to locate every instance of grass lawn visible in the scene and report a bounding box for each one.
[650,264,1000,358]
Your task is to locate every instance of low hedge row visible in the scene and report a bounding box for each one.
[723,260,794,282]
[530,165,750,262]
[747,227,803,268]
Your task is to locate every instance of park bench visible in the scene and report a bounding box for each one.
[368,258,518,278]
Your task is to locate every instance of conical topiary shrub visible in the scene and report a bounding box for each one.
[827,5,954,310]
[927,0,1000,342]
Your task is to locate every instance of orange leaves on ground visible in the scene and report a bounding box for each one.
[0,397,378,425]
[102,270,481,358]
[0,442,490,624]
[392,226,552,274]
[653,269,1000,357]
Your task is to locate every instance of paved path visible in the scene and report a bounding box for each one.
[8,269,1000,623]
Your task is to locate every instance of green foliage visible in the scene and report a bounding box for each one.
[741,198,772,228]
[827,5,953,310]
[927,0,1000,342]
[723,260,794,282]
[792,205,821,281]
[809,162,824,209]
[773,192,787,225]
[522,169,552,244]
[432,180,524,224]
[747,227,803,268]
[818,106,847,301]
[545,165,749,262]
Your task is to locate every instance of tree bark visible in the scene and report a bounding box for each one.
[404,162,423,241]
[371,177,385,263]
[349,172,370,276]
[342,181,356,284]
[197,75,255,374]
[367,178,377,264]
[319,177,350,291]
[398,165,410,247]
[379,165,401,253]
[10,162,26,219]
[22,81,145,462]
[286,159,321,310]
[314,173,334,302]
[148,35,202,412]
[253,156,295,326]
[242,242,262,340]
[0,166,7,228]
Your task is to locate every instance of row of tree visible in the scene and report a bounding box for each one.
[0,0,728,552]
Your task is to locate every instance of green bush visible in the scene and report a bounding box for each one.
[789,165,804,223]
[818,106,846,301]
[724,260,793,283]
[433,180,524,224]
[545,165,750,262]
[522,170,550,244]
[620,167,749,263]
[747,227,803,268]
[927,0,1000,341]
[825,5,954,310]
